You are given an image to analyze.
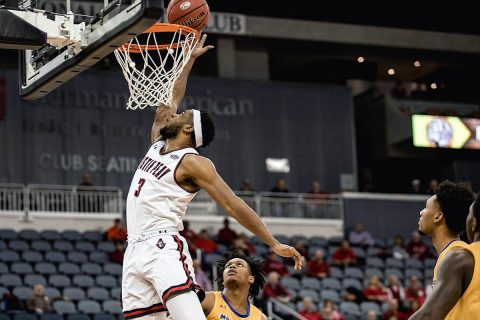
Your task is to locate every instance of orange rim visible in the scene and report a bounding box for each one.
[118,23,199,53]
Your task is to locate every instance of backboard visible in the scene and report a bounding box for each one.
[0,0,165,100]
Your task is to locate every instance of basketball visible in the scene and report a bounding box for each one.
[167,0,210,32]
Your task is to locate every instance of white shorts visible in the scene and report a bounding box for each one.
[122,228,200,319]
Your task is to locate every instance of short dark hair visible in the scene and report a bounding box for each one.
[191,111,215,148]
[435,180,475,235]
[216,251,265,299]
[472,193,480,228]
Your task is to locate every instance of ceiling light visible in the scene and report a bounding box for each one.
[431,83,437,89]
[357,56,365,63]
[414,60,421,67]
[388,68,395,75]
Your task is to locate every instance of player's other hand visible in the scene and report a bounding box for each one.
[272,243,303,270]
[191,34,214,59]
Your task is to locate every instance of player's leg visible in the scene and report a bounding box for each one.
[166,291,206,320]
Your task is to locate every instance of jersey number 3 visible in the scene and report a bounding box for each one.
[134,178,146,197]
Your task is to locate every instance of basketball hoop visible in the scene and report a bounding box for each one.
[114,23,199,110]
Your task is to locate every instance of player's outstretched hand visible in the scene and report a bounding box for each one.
[191,34,214,59]
[272,243,303,270]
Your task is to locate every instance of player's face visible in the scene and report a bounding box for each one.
[161,110,193,138]
[223,258,254,287]
[419,195,440,235]
[466,202,476,243]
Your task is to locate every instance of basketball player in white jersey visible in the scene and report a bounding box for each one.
[122,34,303,320]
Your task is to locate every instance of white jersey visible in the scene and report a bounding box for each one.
[126,140,199,234]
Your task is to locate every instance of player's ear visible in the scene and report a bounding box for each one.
[183,124,194,133]
[473,216,478,231]
[434,211,443,223]
[249,276,254,285]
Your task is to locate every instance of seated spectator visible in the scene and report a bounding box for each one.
[410,179,422,194]
[405,276,426,305]
[238,233,256,254]
[349,223,374,247]
[194,229,218,254]
[391,235,408,260]
[404,300,420,318]
[109,241,125,264]
[320,300,344,320]
[406,231,432,260]
[385,275,405,301]
[332,240,357,267]
[425,179,439,195]
[367,310,378,320]
[270,178,290,193]
[264,251,289,276]
[299,296,322,320]
[240,179,254,192]
[262,272,291,303]
[179,220,197,243]
[217,218,238,247]
[26,284,51,314]
[107,218,128,242]
[363,275,388,304]
[2,288,25,313]
[307,249,330,278]
[193,259,212,291]
[343,286,364,304]
[230,237,251,257]
[382,299,409,320]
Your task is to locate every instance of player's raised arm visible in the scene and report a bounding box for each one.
[151,34,214,143]
[180,155,303,270]
[409,248,474,320]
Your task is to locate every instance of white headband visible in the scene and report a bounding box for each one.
[192,109,203,148]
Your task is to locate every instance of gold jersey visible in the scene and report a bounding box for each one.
[206,291,263,320]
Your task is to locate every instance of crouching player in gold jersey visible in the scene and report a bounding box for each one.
[411,182,480,319]
[202,252,267,320]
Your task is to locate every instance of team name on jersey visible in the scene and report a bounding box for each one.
[220,315,231,320]
[137,156,171,180]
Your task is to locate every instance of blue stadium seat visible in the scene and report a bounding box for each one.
[22,251,44,263]
[61,230,82,241]
[344,267,363,279]
[63,287,86,301]
[35,262,57,275]
[280,277,300,291]
[364,267,383,279]
[384,268,404,280]
[329,267,343,279]
[299,289,319,303]
[374,238,386,248]
[9,240,29,251]
[290,235,308,245]
[406,257,423,269]
[53,300,77,314]
[13,287,34,300]
[97,242,115,253]
[31,241,52,252]
[102,300,123,315]
[19,229,41,241]
[39,314,62,320]
[352,247,366,259]
[309,236,328,247]
[0,229,18,240]
[366,247,381,256]
[82,231,104,243]
[40,230,61,241]
[0,262,9,274]
[11,262,34,275]
[360,301,380,314]
[75,241,96,253]
[320,290,340,303]
[59,262,81,275]
[327,236,343,246]
[0,250,20,263]
[45,252,66,264]
[385,257,404,269]
[89,251,109,263]
[66,315,89,320]
[0,314,9,320]
[73,275,95,288]
[93,314,115,320]
[0,240,6,250]
[96,275,117,288]
[0,286,8,297]
[339,301,360,317]
[252,245,268,256]
[67,252,88,263]
[342,278,363,291]
[322,277,342,291]
[110,287,121,300]
[87,287,110,301]
[405,268,424,279]
[366,257,385,269]
[273,234,289,244]
[81,263,103,275]
[424,258,436,269]
[44,287,62,300]
[13,314,38,320]
[424,268,434,278]
[49,275,72,288]
[24,274,47,287]
[103,263,122,276]
[0,274,23,287]
[301,277,321,290]
[53,240,74,252]
[78,300,101,314]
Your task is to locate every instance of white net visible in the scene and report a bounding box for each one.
[114,24,198,110]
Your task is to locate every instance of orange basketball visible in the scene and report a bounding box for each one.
[167,0,210,32]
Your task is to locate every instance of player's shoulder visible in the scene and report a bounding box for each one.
[181,153,214,170]
[441,247,474,271]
